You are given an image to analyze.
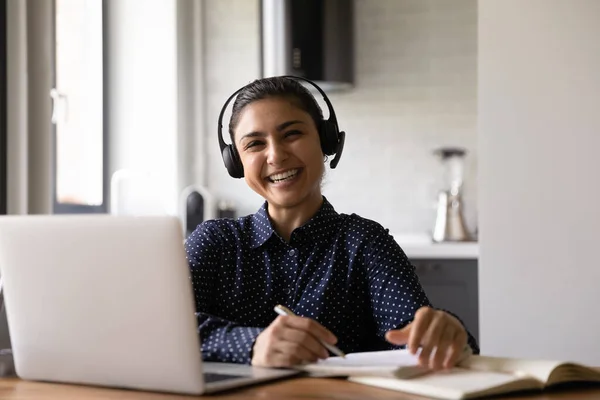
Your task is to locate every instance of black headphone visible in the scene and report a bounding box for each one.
[217,75,346,179]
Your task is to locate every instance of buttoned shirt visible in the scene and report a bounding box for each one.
[185,197,479,364]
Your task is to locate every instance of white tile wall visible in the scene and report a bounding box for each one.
[202,0,478,236]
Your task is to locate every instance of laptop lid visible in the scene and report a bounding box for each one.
[0,215,206,394]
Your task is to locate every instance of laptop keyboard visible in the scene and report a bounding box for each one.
[203,372,246,384]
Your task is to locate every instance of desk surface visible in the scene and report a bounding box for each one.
[1,377,600,400]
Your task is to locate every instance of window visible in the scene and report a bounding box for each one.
[51,0,107,213]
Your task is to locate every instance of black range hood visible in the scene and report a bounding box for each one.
[260,0,354,92]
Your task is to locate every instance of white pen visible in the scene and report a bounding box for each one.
[274,304,346,358]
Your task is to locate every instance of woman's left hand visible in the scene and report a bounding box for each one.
[385,306,467,370]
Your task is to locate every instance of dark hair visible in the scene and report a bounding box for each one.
[228,77,324,143]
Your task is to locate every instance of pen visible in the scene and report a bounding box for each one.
[274,304,346,358]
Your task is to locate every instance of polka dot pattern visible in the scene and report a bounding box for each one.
[185,197,479,364]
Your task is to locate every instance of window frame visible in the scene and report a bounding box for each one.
[51,0,109,214]
[0,0,7,216]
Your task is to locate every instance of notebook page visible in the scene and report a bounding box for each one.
[318,349,420,367]
[298,349,424,377]
[315,345,471,368]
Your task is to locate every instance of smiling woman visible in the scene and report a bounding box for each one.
[185,76,479,369]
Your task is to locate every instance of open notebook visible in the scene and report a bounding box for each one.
[297,346,472,379]
[347,354,600,400]
[297,349,600,399]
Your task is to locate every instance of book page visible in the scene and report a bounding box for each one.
[548,363,600,385]
[350,368,542,400]
[460,355,564,383]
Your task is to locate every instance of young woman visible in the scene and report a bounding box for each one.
[185,76,479,370]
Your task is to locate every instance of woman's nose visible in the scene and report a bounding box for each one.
[266,141,289,165]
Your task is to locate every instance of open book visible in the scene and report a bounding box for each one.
[347,354,600,399]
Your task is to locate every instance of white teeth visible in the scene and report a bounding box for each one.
[269,169,299,182]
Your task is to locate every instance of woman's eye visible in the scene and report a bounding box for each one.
[284,130,302,138]
[245,141,264,150]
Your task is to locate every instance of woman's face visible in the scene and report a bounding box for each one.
[233,97,324,211]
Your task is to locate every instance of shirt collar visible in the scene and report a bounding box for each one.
[249,196,340,249]
[249,202,275,249]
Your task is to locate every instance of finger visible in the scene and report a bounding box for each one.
[276,341,320,365]
[251,325,281,367]
[280,326,329,359]
[283,315,337,344]
[271,318,326,359]
[432,326,455,370]
[385,325,411,345]
[270,316,290,340]
[408,308,434,354]
[444,331,468,368]
[269,318,329,361]
[270,315,289,331]
[418,313,445,367]
[266,351,302,368]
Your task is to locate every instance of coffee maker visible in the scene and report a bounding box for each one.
[432,147,472,242]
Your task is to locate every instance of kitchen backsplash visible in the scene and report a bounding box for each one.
[200,0,478,236]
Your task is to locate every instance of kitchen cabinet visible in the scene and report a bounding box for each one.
[393,235,479,344]
[412,259,479,344]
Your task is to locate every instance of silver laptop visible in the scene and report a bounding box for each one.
[0,215,298,394]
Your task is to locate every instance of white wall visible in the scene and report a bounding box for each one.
[106,0,179,215]
[479,0,600,364]
[203,0,265,211]
[202,0,478,235]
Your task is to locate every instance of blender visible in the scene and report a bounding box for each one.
[432,147,472,242]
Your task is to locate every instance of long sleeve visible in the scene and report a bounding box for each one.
[364,228,480,354]
[185,221,265,364]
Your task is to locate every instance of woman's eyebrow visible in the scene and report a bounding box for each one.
[276,120,304,131]
[239,131,266,144]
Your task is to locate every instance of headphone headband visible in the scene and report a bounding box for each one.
[218,75,345,178]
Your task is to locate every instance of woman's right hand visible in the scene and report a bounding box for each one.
[251,315,338,367]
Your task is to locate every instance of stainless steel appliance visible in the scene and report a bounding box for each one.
[432,147,473,242]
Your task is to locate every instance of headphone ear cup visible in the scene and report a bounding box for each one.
[222,145,244,179]
[319,120,339,156]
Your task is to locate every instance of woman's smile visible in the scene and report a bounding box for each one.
[265,167,303,185]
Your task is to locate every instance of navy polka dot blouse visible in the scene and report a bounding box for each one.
[185,197,479,364]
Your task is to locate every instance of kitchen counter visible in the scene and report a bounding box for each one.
[392,234,478,260]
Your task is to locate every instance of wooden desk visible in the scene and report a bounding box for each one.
[1,377,600,400]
